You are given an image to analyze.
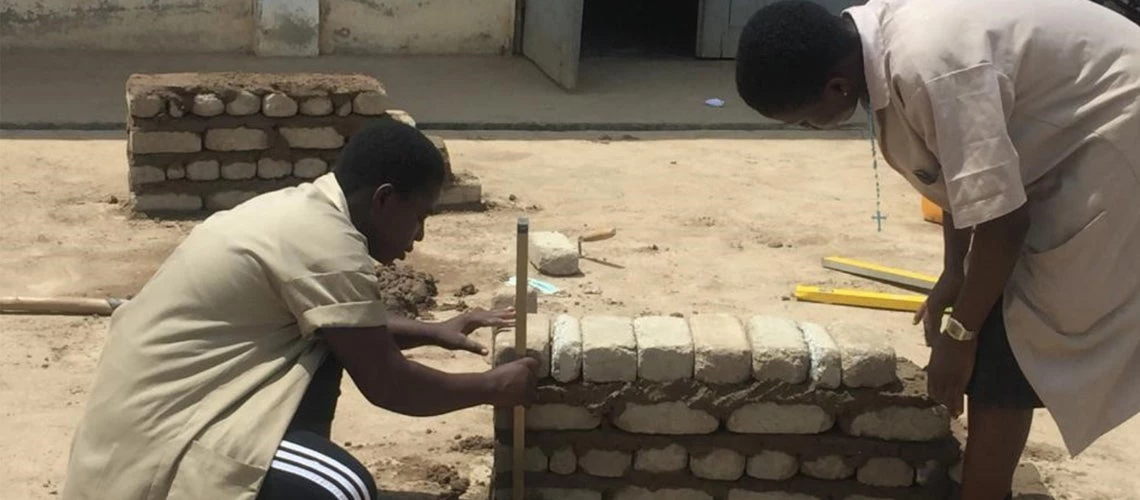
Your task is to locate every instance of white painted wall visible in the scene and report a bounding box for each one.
[321,0,516,55]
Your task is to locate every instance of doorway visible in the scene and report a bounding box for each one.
[579,0,701,58]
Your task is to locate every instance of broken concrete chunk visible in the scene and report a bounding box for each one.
[633,316,694,381]
[529,231,580,276]
[746,316,809,384]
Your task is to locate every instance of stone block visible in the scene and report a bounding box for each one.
[257,158,292,179]
[130,131,201,154]
[386,109,417,127]
[614,487,712,500]
[294,158,329,179]
[226,90,261,115]
[336,101,352,116]
[857,457,914,487]
[166,164,186,180]
[492,313,551,378]
[134,193,202,212]
[168,100,185,118]
[491,284,537,313]
[633,316,693,381]
[578,449,630,478]
[843,406,950,441]
[535,489,601,500]
[281,127,345,149]
[728,491,821,500]
[727,403,834,434]
[615,403,718,435]
[263,92,298,117]
[435,173,482,210]
[527,404,600,430]
[746,316,809,384]
[130,166,166,185]
[529,231,579,277]
[634,444,687,473]
[192,93,225,117]
[550,314,582,383]
[300,96,333,116]
[494,445,547,472]
[128,93,163,118]
[207,191,259,211]
[205,128,269,151]
[829,321,897,388]
[799,322,841,389]
[221,162,257,180]
[691,449,745,481]
[353,90,390,115]
[580,315,636,382]
[801,455,855,480]
[689,313,751,384]
[746,451,798,480]
[549,447,576,475]
[254,0,319,56]
[186,160,220,181]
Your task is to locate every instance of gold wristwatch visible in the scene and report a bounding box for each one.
[942,316,977,342]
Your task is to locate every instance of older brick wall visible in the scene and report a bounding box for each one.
[125,72,481,214]
[491,314,961,500]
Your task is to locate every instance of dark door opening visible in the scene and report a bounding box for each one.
[580,0,701,58]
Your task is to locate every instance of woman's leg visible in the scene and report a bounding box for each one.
[258,429,378,500]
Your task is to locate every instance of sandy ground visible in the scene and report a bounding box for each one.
[1,130,1137,499]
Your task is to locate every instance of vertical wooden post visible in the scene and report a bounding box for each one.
[512,217,529,500]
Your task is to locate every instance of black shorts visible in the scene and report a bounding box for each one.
[965,304,1045,409]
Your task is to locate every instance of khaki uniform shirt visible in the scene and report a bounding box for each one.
[848,0,1140,454]
[63,173,388,499]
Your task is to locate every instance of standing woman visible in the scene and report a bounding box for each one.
[734,0,1140,498]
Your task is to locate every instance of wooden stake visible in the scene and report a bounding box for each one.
[512,217,529,500]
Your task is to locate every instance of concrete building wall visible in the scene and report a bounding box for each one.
[320,0,515,55]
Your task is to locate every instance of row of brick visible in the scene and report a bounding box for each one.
[128,90,392,119]
[493,314,899,389]
[494,486,927,500]
[130,157,330,186]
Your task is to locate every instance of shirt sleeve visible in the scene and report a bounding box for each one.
[906,64,1027,229]
[280,270,388,339]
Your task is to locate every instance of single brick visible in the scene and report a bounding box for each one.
[491,284,537,313]
[205,128,269,151]
[353,90,390,115]
[691,449,745,481]
[300,96,333,116]
[186,160,220,181]
[263,92,298,117]
[128,93,163,118]
[206,191,258,211]
[727,403,834,434]
[633,316,694,381]
[549,447,576,475]
[578,449,630,478]
[436,177,482,207]
[168,100,185,118]
[529,231,579,276]
[634,444,687,473]
[800,322,841,389]
[527,404,600,430]
[614,487,712,500]
[843,406,951,441]
[615,403,718,435]
[746,451,798,480]
[281,127,345,149]
[801,455,855,480]
[494,445,547,472]
[535,489,601,500]
[257,158,292,179]
[550,314,582,383]
[336,101,352,116]
[728,491,821,500]
[130,131,201,154]
[221,162,256,180]
[857,457,914,487]
[746,316,809,384]
[294,158,329,179]
[166,164,186,180]
[226,90,261,115]
[386,109,417,127]
[130,166,166,185]
[134,193,202,212]
[192,93,225,117]
[580,315,636,382]
[688,313,751,384]
[492,313,551,378]
[829,321,898,388]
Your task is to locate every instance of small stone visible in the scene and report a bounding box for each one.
[128,93,163,118]
[551,314,582,383]
[263,92,298,117]
[843,406,951,441]
[186,160,220,181]
[129,166,166,185]
[134,193,202,212]
[491,284,537,313]
[580,315,636,382]
[578,450,630,478]
[300,96,334,116]
[633,316,693,381]
[386,109,416,127]
[294,158,329,179]
[526,404,600,430]
[727,403,834,434]
[829,321,898,388]
[257,158,292,179]
[746,316,809,384]
[353,90,390,115]
[857,457,914,487]
[221,162,256,180]
[801,455,855,480]
[166,164,186,180]
[336,101,353,116]
[192,93,225,117]
[614,487,712,500]
[728,491,820,500]
[800,322,841,389]
[280,127,345,149]
[529,231,579,276]
[690,449,745,481]
[168,100,185,117]
[634,444,687,473]
[206,191,258,211]
[492,313,551,378]
[688,313,751,384]
[226,90,261,115]
[130,131,201,154]
[746,451,799,480]
[205,128,269,151]
[615,403,718,435]
[549,447,577,475]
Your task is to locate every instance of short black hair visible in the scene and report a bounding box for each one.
[334,117,446,196]
[735,0,860,115]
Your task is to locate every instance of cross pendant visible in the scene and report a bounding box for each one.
[871,211,888,232]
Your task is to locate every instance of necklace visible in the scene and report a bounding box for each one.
[865,106,887,232]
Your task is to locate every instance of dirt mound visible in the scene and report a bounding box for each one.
[450,435,494,453]
[424,463,470,499]
[375,264,438,318]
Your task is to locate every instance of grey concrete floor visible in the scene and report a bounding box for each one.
[0,50,868,130]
